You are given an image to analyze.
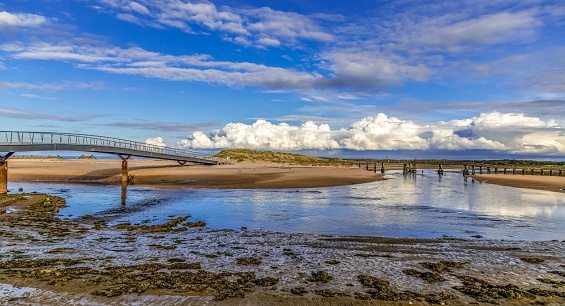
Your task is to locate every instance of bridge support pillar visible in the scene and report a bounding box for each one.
[178,161,187,166]
[117,154,132,183]
[1,152,15,194]
[122,160,128,183]
[0,161,7,194]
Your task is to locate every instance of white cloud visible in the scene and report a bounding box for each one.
[177,112,565,154]
[145,136,166,147]
[401,11,540,52]
[129,2,150,15]
[117,13,143,25]
[0,11,47,29]
[319,48,432,89]
[0,80,105,92]
[256,37,280,47]
[21,93,58,100]
[93,0,333,47]
[178,120,340,150]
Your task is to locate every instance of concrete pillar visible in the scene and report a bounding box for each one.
[438,164,443,175]
[471,165,475,175]
[487,166,491,174]
[512,167,516,175]
[381,162,385,174]
[121,160,128,183]
[559,169,563,177]
[0,161,7,194]
[479,166,483,174]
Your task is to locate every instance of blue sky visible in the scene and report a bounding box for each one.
[1,0,565,157]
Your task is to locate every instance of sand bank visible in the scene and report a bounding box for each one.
[6,159,382,189]
[473,174,565,193]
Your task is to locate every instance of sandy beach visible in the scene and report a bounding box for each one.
[6,159,382,189]
[473,174,565,193]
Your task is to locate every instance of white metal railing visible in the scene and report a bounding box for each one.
[0,131,211,160]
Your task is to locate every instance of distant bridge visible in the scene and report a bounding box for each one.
[0,131,218,193]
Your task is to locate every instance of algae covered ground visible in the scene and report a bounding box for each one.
[1,193,565,305]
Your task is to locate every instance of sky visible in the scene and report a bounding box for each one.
[1,0,565,159]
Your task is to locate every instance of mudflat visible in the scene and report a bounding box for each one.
[1,193,564,305]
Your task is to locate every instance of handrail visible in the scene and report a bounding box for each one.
[0,131,212,160]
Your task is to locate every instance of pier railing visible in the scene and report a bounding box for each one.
[0,131,211,160]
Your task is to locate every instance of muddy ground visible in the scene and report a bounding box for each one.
[1,193,564,305]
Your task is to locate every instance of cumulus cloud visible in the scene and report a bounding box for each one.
[178,120,340,150]
[145,136,166,147]
[0,11,47,29]
[177,112,565,154]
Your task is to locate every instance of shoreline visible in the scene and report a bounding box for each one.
[6,159,383,189]
[6,159,565,193]
[1,193,565,305]
[473,174,565,193]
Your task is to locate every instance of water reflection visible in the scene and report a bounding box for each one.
[9,170,565,240]
[121,181,127,206]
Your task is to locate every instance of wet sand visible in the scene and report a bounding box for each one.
[6,159,382,189]
[1,193,564,305]
[473,174,565,193]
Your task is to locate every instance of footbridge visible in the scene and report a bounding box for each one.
[0,131,218,193]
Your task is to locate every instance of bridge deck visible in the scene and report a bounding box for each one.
[0,131,216,165]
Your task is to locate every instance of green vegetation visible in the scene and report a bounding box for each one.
[214,149,351,166]
[214,149,565,170]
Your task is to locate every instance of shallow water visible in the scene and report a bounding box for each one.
[9,170,565,240]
